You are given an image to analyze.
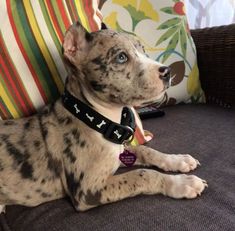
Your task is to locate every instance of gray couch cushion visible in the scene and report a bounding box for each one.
[1,104,235,231]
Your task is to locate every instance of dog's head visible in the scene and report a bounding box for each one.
[63,22,171,107]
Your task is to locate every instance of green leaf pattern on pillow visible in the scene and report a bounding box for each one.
[102,0,205,106]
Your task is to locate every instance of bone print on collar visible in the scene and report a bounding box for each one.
[62,89,136,144]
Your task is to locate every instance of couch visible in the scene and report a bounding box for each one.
[0,24,235,231]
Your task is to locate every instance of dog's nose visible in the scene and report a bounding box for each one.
[158,66,171,81]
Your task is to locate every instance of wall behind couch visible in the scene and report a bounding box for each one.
[185,0,235,29]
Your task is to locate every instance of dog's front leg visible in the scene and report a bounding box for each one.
[76,169,207,211]
[125,145,200,173]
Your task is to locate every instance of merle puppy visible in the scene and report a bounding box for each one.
[0,22,207,212]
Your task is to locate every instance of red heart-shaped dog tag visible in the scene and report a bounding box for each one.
[119,150,136,167]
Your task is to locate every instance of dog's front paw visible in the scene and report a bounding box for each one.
[161,154,200,173]
[163,174,208,199]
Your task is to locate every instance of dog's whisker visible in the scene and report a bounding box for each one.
[169,74,176,86]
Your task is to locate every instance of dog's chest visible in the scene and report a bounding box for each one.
[76,128,124,169]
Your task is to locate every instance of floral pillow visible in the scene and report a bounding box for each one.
[101,0,205,107]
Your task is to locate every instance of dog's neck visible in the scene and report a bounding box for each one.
[66,81,123,124]
[62,85,135,145]
[81,88,123,124]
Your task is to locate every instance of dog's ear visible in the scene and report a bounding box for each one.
[63,22,92,64]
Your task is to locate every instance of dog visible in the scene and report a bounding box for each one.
[0,22,207,212]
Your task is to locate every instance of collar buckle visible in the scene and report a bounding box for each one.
[104,123,135,144]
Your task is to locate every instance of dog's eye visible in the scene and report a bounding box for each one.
[115,52,128,64]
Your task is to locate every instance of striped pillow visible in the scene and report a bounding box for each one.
[0,0,102,119]
[0,0,151,145]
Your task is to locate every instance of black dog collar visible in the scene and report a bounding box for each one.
[62,90,136,144]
